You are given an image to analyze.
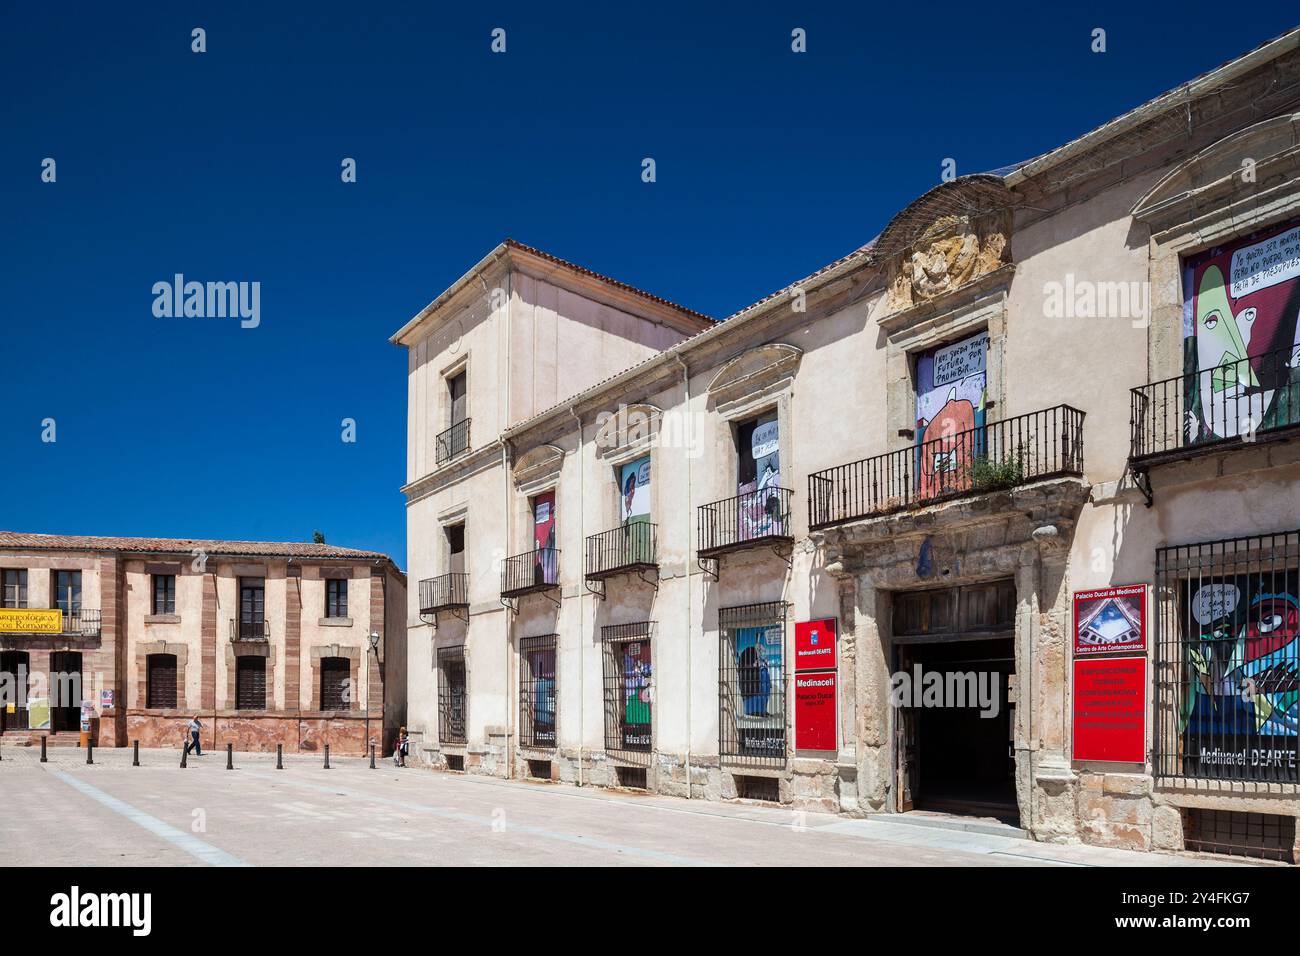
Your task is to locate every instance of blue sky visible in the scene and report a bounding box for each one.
[2,3,1295,569]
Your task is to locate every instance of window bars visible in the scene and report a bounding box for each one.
[519,634,558,749]
[437,645,468,745]
[602,622,654,764]
[719,602,788,766]
[1153,530,1300,787]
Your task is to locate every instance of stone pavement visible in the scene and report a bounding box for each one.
[0,745,1241,867]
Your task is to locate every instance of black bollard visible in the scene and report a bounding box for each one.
[369,743,376,769]
[132,740,139,767]
[40,736,47,763]
[180,744,188,768]
[323,744,330,770]
[226,742,233,770]
[86,742,93,765]
[276,743,283,770]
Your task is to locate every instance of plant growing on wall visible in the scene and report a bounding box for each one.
[968,451,1024,491]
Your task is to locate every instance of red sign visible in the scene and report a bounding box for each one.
[795,672,837,751]
[1073,585,1146,655]
[1072,656,1146,763]
[794,618,837,672]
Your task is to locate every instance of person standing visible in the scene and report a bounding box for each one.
[183,715,203,757]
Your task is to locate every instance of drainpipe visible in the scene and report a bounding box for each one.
[501,437,514,780]
[570,405,584,788]
[674,355,692,799]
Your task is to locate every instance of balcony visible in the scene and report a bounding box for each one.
[435,418,471,466]
[585,523,657,594]
[230,619,269,643]
[501,548,560,603]
[697,486,794,561]
[1130,344,1300,473]
[419,572,470,623]
[808,404,1085,529]
[0,607,101,639]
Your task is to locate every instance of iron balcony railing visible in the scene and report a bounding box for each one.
[501,548,560,598]
[1130,344,1300,462]
[697,486,793,558]
[230,618,269,643]
[586,523,657,580]
[435,418,471,466]
[419,573,470,614]
[808,404,1085,529]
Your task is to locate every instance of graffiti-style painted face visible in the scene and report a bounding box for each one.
[1245,594,1300,661]
[1195,265,1259,392]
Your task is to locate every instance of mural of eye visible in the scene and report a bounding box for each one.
[1204,312,1220,330]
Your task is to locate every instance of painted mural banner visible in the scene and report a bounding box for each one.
[1179,569,1299,782]
[1182,220,1300,445]
[1073,585,1146,656]
[915,329,988,502]
[733,624,784,755]
[794,618,837,672]
[1072,656,1146,763]
[620,640,652,750]
[0,608,63,634]
[794,672,837,752]
[27,696,51,731]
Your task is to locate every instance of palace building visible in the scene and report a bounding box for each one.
[0,533,406,755]
[394,28,1300,861]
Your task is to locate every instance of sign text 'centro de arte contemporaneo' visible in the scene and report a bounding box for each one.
[794,618,838,752]
[1071,585,1148,763]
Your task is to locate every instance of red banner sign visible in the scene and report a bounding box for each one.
[1072,656,1146,763]
[1073,585,1146,655]
[795,671,837,752]
[794,618,837,672]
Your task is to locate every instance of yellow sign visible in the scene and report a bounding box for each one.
[0,608,63,634]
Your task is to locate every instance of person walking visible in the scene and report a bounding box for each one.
[183,715,203,757]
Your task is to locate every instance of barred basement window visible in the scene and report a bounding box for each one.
[1154,530,1300,787]
[320,657,350,710]
[146,653,177,709]
[235,656,266,710]
[519,634,558,749]
[602,622,653,763]
[719,602,788,767]
[437,646,467,745]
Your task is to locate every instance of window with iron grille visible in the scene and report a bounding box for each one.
[146,653,177,709]
[235,656,266,710]
[2,569,27,608]
[320,656,350,710]
[152,574,176,615]
[719,602,788,766]
[437,646,467,744]
[325,578,348,618]
[1154,530,1300,786]
[602,623,653,761]
[519,634,558,748]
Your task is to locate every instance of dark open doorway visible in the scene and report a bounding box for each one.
[49,651,83,733]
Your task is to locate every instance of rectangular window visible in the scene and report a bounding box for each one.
[239,578,265,641]
[146,653,178,709]
[2,569,28,609]
[1154,530,1300,786]
[325,578,348,618]
[320,657,351,710]
[914,330,989,502]
[437,646,467,744]
[235,656,266,710]
[446,523,466,575]
[53,571,81,614]
[602,623,653,760]
[519,635,558,748]
[448,370,467,424]
[719,602,788,766]
[152,574,176,615]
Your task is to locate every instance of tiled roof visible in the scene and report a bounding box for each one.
[0,531,396,564]
[503,238,714,324]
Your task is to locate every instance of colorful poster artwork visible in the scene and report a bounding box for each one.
[532,491,557,584]
[528,648,556,745]
[732,625,784,754]
[620,640,652,750]
[1182,221,1300,444]
[1180,570,1300,781]
[915,330,988,500]
[619,456,651,523]
[738,414,782,540]
[27,696,50,731]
